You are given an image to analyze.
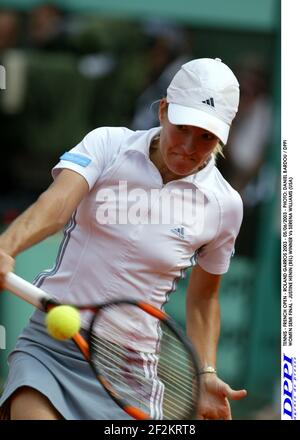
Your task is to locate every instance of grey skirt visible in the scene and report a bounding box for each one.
[0,310,133,420]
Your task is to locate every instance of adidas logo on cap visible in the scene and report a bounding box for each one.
[201,98,215,108]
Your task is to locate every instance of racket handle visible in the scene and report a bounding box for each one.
[4,272,54,310]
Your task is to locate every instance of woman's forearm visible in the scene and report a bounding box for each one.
[186,292,220,368]
[185,266,222,369]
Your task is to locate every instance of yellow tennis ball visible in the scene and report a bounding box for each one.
[46,305,81,340]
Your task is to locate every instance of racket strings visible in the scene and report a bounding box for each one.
[91,336,194,418]
[91,336,160,407]
[93,338,151,385]
[158,326,197,418]
[91,336,157,402]
[90,333,195,395]
[89,306,198,419]
[91,336,196,418]
[91,339,194,415]
[91,331,195,386]
[91,332,194,380]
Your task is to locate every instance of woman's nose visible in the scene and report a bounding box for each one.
[181,137,198,154]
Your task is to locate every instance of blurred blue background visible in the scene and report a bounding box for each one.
[0,0,280,419]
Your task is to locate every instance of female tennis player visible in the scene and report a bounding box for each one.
[0,58,247,420]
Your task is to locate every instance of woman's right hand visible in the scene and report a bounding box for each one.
[0,249,15,289]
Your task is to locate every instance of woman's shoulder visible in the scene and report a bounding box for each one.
[197,167,243,240]
[209,167,243,220]
[84,126,134,144]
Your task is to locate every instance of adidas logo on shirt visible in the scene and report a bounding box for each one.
[171,227,185,239]
[201,98,215,108]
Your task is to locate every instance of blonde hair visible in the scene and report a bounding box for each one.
[213,142,225,160]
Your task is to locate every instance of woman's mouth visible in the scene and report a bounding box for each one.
[172,153,196,162]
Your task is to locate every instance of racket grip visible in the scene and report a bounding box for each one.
[4,272,54,310]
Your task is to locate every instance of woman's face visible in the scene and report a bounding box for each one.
[158,100,219,178]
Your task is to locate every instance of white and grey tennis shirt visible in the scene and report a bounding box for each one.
[34,126,243,339]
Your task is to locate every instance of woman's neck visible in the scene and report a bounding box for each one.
[149,137,179,184]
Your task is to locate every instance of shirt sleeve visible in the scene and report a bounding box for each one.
[52,127,126,190]
[197,190,243,275]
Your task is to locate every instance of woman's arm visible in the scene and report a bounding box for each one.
[186,265,247,420]
[186,264,221,370]
[0,169,89,283]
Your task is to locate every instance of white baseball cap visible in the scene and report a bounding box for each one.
[166,58,240,145]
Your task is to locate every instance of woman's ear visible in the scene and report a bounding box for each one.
[158,98,168,124]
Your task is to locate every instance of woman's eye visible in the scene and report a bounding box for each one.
[177,125,188,132]
[202,133,216,141]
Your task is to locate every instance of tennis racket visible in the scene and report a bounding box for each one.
[4,272,200,420]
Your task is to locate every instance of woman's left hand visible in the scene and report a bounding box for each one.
[197,373,247,420]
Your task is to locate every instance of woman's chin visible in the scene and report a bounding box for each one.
[169,163,197,177]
